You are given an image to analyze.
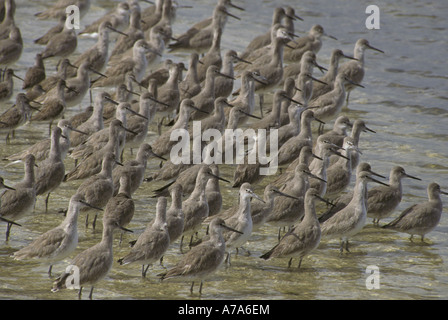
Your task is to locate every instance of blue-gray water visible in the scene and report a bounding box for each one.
[0,0,447,300]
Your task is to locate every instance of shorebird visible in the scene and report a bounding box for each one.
[382,182,448,242]
[0,0,15,40]
[318,162,386,224]
[284,24,337,63]
[0,68,23,102]
[150,0,175,45]
[103,171,135,244]
[112,143,166,196]
[75,152,120,229]
[168,4,240,54]
[155,62,185,118]
[309,73,364,123]
[205,163,225,218]
[190,65,235,120]
[22,54,46,90]
[118,196,170,277]
[315,116,352,153]
[34,15,66,45]
[0,154,36,241]
[367,166,421,225]
[35,0,92,20]
[260,188,331,268]
[40,16,77,59]
[51,218,131,300]
[310,49,357,100]
[79,1,130,36]
[179,53,202,100]
[159,217,242,295]
[92,39,154,88]
[196,24,224,83]
[39,58,76,93]
[165,184,185,246]
[109,7,143,59]
[12,193,102,277]
[213,50,250,99]
[0,93,39,143]
[0,24,22,66]
[34,126,65,212]
[320,171,389,253]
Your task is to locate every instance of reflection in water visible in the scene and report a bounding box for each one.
[0,0,447,300]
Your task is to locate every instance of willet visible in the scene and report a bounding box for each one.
[118,196,170,277]
[180,166,229,249]
[240,7,295,59]
[52,218,131,300]
[324,136,358,196]
[310,49,357,100]
[150,0,175,45]
[284,24,337,63]
[315,115,352,153]
[155,62,185,118]
[0,154,36,241]
[0,0,15,40]
[382,182,447,242]
[75,152,120,229]
[221,183,264,263]
[196,24,224,83]
[22,54,46,90]
[92,39,153,88]
[274,103,308,149]
[79,1,129,36]
[35,0,91,20]
[40,15,77,59]
[39,58,76,93]
[5,119,82,162]
[367,166,421,225]
[281,51,326,88]
[141,0,163,32]
[0,68,22,102]
[68,21,128,78]
[251,184,299,232]
[109,7,143,60]
[159,217,242,295]
[168,4,240,54]
[214,50,250,99]
[179,53,202,100]
[320,171,389,253]
[65,119,130,181]
[151,99,206,157]
[112,143,166,196]
[0,93,39,143]
[291,71,328,106]
[205,164,224,218]
[278,77,298,126]
[338,38,384,105]
[69,92,107,147]
[309,73,364,123]
[265,163,323,238]
[261,188,330,268]
[274,146,320,186]
[13,193,102,277]
[0,24,22,66]
[34,126,65,212]
[309,139,349,197]
[251,89,300,131]
[166,184,185,246]
[191,96,230,135]
[276,110,324,166]
[34,15,65,45]
[103,171,135,244]
[318,162,386,224]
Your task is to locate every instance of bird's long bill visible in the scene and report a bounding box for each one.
[343,53,358,61]
[126,107,148,120]
[70,126,88,135]
[221,222,244,234]
[120,226,134,233]
[274,189,300,200]
[286,96,303,105]
[315,194,335,207]
[345,77,365,88]
[210,173,231,183]
[104,96,120,105]
[229,1,245,11]
[367,176,390,187]
[0,216,21,227]
[440,190,448,196]
[149,96,171,107]
[224,10,241,20]
[12,73,25,81]
[106,25,129,37]
[324,33,338,40]
[364,126,376,133]
[238,109,262,120]
[405,173,422,181]
[125,88,141,97]
[122,125,138,136]
[89,67,108,78]
[368,170,386,179]
[313,116,325,125]
[306,171,327,183]
[192,106,210,114]
[312,153,323,161]
[217,71,236,80]
[151,151,167,161]
[309,74,328,86]
[331,149,350,161]
[79,199,104,211]
[3,184,15,191]
[367,44,385,53]
[250,191,265,203]
[115,160,124,166]
[64,84,79,94]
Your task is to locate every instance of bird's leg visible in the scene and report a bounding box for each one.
[45,192,51,213]
[88,287,94,300]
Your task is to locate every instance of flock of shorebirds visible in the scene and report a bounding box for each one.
[0,0,446,299]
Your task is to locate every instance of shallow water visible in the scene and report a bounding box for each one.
[0,0,447,300]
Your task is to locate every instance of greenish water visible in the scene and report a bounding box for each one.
[0,0,447,300]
